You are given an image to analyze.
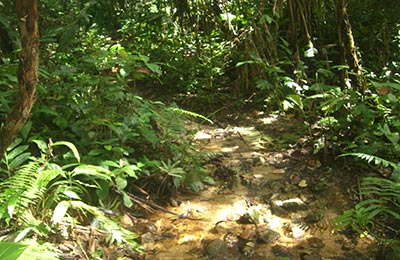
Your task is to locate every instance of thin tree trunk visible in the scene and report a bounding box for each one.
[334,0,364,90]
[0,0,39,157]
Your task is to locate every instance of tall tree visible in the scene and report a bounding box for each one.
[0,0,39,157]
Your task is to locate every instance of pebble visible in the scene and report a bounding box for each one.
[203,238,228,258]
[257,228,280,243]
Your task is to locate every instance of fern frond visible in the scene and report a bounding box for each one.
[0,160,61,223]
[167,107,213,124]
[16,239,59,260]
[360,177,400,207]
[0,161,41,221]
[15,210,51,242]
[338,152,400,172]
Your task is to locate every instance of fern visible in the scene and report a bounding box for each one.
[339,152,400,172]
[360,177,400,218]
[0,160,45,222]
[14,239,59,260]
[69,200,141,250]
[335,176,400,238]
[0,141,142,254]
[167,107,213,124]
[335,152,400,242]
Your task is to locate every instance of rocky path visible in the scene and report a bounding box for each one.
[131,113,375,260]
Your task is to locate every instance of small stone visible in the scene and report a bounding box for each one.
[290,149,303,159]
[272,245,292,257]
[306,237,325,249]
[241,241,256,256]
[271,197,308,213]
[203,238,228,258]
[289,174,302,185]
[120,213,134,228]
[304,211,324,223]
[141,232,154,244]
[239,225,257,240]
[258,228,280,243]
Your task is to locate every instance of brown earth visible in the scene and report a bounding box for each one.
[128,112,377,260]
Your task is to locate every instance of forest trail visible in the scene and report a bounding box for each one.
[131,112,375,260]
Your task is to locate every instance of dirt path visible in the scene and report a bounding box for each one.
[132,113,375,260]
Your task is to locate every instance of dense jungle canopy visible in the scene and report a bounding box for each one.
[0,0,400,259]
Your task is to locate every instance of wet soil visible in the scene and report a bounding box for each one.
[131,112,377,260]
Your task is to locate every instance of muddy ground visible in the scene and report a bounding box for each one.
[125,112,377,260]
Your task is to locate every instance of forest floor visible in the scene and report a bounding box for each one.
[124,110,378,260]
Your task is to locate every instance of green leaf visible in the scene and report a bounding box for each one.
[52,201,69,224]
[72,165,111,180]
[20,121,32,141]
[115,176,127,190]
[52,141,80,163]
[236,60,256,67]
[88,149,104,156]
[0,241,28,260]
[338,153,400,172]
[63,190,81,200]
[7,138,23,152]
[101,160,120,169]
[121,165,138,179]
[145,63,161,74]
[15,228,33,243]
[121,191,133,208]
[381,124,399,146]
[7,145,29,161]
[36,106,60,117]
[371,81,400,91]
[53,116,69,130]
[32,139,48,154]
[8,152,31,169]
[137,54,150,63]
[167,107,213,124]
[189,180,204,192]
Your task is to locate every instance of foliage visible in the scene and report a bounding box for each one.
[30,27,213,195]
[0,141,141,257]
[334,175,400,236]
[0,241,28,260]
[334,152,400,254]
[2,240,60,260]
[1,0,400,256]
[0,240,60,260]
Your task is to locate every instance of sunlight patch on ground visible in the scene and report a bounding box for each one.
[220,145,240,153]
[259,113,279,125]
[177,191,312,244]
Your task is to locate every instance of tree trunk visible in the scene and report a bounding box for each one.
[334,0,364,90]
[0,0,39,157]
